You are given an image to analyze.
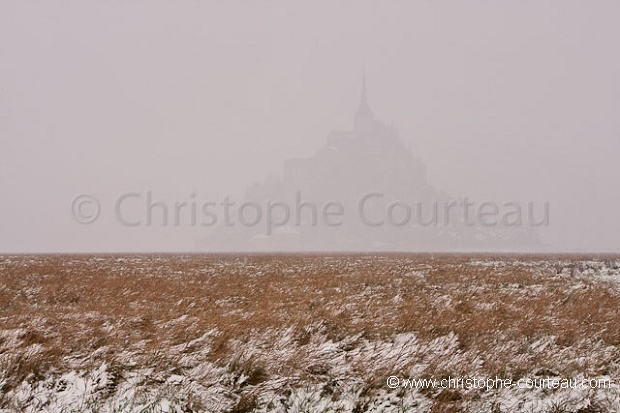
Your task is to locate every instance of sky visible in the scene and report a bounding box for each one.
[1,1,618,253]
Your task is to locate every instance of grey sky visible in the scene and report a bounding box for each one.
[1,1,618,252]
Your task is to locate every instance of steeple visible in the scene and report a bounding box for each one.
[355,69,374,133]
[361,69,367,102]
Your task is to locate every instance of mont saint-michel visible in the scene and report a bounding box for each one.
[198,77,545,252]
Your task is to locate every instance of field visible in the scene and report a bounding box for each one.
[1,254,620,412]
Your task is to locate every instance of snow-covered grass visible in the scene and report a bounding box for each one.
[1,254,620,412]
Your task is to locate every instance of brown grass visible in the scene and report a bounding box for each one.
[1,253,619,410]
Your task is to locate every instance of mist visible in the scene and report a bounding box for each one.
[1,1,618,253]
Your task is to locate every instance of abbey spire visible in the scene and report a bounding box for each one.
[355,69,374,134]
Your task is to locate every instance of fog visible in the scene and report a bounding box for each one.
[1,1,618,253]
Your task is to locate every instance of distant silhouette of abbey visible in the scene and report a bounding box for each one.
[248,74,432,204]
[200,75,541,252]
[286,73,429,198]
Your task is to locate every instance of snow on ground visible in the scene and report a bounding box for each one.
[1,255,620,412]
